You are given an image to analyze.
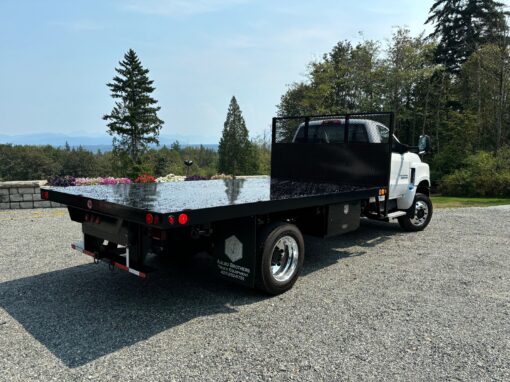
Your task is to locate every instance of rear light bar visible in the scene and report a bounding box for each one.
[167,213,188,225]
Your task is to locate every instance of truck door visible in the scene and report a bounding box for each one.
[376,124,409,199]
[390,151,410,199]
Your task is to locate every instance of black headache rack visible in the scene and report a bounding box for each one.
[42,112,394,285]
[271,112,394,216]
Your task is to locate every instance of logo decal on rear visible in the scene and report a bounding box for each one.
[225,235,243,262]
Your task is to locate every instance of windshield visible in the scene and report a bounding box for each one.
[376,124,390,143]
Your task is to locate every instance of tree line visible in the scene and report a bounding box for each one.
[0,143,213,181]
[0,139,270,182]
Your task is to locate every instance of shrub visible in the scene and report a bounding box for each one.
[440,147,510,197]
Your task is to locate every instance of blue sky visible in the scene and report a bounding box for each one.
[0,0,439,143]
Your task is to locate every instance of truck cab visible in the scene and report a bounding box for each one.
[292,118,432,231]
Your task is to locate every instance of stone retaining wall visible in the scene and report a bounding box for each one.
[0,181,63,209]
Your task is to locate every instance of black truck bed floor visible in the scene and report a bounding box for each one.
[46,177,379,226]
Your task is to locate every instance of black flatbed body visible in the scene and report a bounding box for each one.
[42,112,396,290]
[46,177,379,227]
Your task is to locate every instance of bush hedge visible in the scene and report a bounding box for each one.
[440,147,510,197]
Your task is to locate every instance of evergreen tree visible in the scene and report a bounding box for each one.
[218,96,256,175]
[170,140,181,152]
[103,49,164,175]
[426,0,508,73]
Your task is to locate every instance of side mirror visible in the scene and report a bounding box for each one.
[418,135,431,154]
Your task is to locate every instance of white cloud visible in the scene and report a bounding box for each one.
[123,0,251,16]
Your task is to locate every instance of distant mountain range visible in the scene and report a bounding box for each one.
[0,132,219,151]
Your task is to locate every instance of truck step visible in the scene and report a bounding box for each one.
[387,211,407,219]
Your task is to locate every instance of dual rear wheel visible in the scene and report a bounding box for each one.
[256,222,304,295]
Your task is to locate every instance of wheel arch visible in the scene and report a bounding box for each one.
[416,179,430,196]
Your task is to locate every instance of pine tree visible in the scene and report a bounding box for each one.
[218,96,256,176]
[426,0,508,73]
[103,49,164,174]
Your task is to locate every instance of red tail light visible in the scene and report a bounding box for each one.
[178,213,188,225]
[145,213,154,225]
[168,215,175,225]
[41,191,49,200]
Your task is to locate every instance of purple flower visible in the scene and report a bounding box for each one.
[184,175,210,181]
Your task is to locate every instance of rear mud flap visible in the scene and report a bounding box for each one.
[213,217,257,288]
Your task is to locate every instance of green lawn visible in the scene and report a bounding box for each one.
[431,195,510,208]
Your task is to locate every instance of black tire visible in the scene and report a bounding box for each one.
[256,222,304,295]
[398,193,433,232]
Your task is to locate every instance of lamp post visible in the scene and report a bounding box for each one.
[184,160,193,176]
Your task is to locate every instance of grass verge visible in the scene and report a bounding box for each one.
[431,195,510,208]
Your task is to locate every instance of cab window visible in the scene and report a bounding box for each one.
[348,122,369,143]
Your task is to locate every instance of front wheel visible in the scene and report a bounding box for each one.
[398,193,433,232]
[256,222,304,295]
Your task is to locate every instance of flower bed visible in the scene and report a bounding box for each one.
[184,175,209,181]
[47,176,76,187]
[210,173,234,180]
[156,174,186,182]
[134,174,157,183]
[47,176,133,187]
[47,174,237,187]
[75,177,132,186]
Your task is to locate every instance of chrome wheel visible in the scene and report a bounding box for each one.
[270,235,299,283]
[411,200,429,227]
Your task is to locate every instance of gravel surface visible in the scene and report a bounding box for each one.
[0,206,509,381]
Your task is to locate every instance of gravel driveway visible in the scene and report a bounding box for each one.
[0,206,509,381]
